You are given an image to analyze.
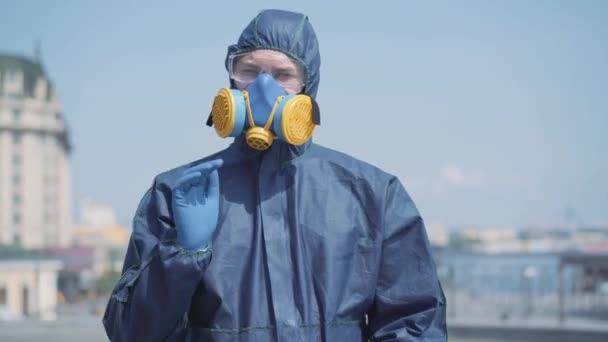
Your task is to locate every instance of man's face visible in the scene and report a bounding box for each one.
[230,49,305,94]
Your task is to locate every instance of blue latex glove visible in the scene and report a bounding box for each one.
[172,159,223,250]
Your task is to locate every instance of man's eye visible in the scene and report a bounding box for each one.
[275,72,296,81]
[239,68,260,78]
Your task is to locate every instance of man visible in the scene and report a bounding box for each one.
[103,9,447,342]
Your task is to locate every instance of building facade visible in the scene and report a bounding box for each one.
[0,255,62,320]
[0,54,73,248]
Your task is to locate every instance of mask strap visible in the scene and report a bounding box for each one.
[243,91,256,128]
[311,96,321,125]
[206,112,213,127]
[206,80,238,127]
[265,96,284,130]
[298,93,320,125]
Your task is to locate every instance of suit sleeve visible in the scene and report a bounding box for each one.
[102,180,212,342]
[367,177,447,341]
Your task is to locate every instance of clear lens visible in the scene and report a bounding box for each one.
[228,52,305,92]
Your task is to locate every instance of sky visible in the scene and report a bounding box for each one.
[1,0,607,229]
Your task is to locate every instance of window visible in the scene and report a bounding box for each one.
[6,70,17,82]
[12,132,21,144]
[13,212,21,225]
[12,174,20,186]
[0,287,6,305]
[22,286,29,316]
[12,109,21,122]
[12,154,21,166]
[13,194,21,205]
[44,212,53,224]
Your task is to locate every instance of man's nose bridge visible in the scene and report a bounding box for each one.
[258,72,275,85]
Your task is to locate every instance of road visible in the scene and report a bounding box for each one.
[2,313,607,341]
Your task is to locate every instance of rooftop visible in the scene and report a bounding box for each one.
[0,53,54,100]
[0,244,53,261]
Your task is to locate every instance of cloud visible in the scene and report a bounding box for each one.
[398,164,488,195]
[441,165,466,186]
[432,164,486,193]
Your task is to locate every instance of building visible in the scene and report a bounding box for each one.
[0,53,73,248]
[73,198,130,275]
[42,199,130,302]
[0,247,62,320]
[426,222,449,247]
[78,197,118,229]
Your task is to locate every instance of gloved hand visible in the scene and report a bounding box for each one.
[172,159,223,250]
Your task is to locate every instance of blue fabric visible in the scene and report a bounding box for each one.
[228,89,247,137]
[272,93,296,142]
[173,160,223,250]
[103,8,446,342]
[226,9,321,98]
[244,73,287,128]
[102,138,447,341]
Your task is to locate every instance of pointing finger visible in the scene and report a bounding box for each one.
[183,159,224,177]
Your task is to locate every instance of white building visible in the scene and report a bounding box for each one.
[0,252,62,321]
[79,197,118,228]
[73,199,130,276]
[0,54,73,248]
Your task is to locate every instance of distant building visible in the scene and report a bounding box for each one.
[79,197,118,229]
[426,223,449,247]
[46,200,130,301]
[72,225,129,275]
[73,199,130,274]
[44,245,99,302]
[573,227,608,253]
[447,226,608,254]
[0,247,62,320]
[0,53,73,248]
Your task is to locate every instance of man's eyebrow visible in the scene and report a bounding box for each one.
[237,61,260,68]
[273,66,297,73]
[236,59,299,73]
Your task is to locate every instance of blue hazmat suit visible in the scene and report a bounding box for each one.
[103,9,447,342]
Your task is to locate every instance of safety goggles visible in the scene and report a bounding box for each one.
[227,52,305,93]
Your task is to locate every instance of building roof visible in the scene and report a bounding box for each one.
[0,53,72,153]
[0,53,54,100]
[560,251,608,267]
[45,246,96,272]
[0,244,53,261]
